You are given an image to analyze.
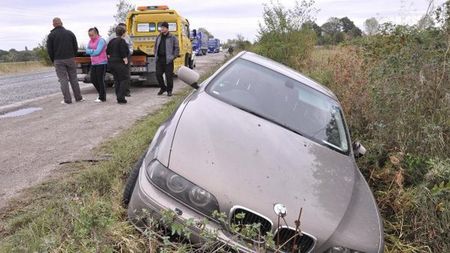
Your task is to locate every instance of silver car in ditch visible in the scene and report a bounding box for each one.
[123,51,384,253]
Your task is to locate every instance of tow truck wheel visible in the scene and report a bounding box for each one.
[184,54,189,68]
[186,54,194,69]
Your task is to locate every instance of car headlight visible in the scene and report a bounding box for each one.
[146,160,220,217]
[326,246,365,253]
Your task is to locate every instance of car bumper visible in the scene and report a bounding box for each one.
[127,164,257,252]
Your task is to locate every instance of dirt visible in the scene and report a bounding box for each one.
[0,53,225,209]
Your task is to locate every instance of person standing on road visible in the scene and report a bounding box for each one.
[47,17,84,104]
[154,21,180,97]
[106,26,130,104]
[108,23,133,97]
[86,27,107,102]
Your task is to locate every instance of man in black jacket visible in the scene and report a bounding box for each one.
[47,17,83,104]
[154,22,179,97]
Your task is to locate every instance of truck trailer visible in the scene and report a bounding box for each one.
[207,38,220,53]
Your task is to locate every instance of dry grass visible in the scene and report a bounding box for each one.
[0,61,49,75]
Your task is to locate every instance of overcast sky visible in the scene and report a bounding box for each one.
[0,0,443,50]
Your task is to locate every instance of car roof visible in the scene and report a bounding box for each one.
[239,51,338,101]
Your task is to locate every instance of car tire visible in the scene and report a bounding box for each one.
[122,149,147,208]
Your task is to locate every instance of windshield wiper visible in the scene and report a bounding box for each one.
[321,140,345,153]
[233,105,304,137]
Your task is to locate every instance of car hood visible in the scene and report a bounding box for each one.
[168,92,359,243]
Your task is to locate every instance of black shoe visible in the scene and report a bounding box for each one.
[117,99,127,104]
[157,89,166,95]
[125,94,131,97]
[167,91,173,97]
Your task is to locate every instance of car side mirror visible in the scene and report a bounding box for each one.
[352,141,366,158]
[177,66,200,89]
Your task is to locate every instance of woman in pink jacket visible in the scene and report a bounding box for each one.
[86,27,108,102]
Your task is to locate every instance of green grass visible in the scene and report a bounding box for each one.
[0,63,223,251]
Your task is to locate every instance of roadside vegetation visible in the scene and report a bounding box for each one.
[253,1,449,252]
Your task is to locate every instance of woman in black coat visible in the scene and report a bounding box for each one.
[106,26,130,104]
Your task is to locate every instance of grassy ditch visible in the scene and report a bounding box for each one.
[0,63,223,252]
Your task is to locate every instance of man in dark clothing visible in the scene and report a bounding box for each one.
[46,17,83,104]
[154,21,180,97]
[107,26,130,104]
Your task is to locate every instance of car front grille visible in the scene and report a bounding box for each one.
[230,207,272,237]
[274,227,315,253]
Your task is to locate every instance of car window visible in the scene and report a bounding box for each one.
[206,59,349,153]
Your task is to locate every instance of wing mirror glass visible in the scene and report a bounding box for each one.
[177,66,200,89]
[352,141,366,158]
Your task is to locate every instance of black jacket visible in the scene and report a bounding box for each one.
[106,37,130,63]
[46,26,78,62]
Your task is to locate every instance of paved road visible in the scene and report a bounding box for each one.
[0,68,64,107]
[0,53,226,209]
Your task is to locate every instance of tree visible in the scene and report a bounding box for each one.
[259,0,317,34]
[256,0,317,68]
[108,0,135,35]
[302,20,322,37]
[198,28,213,38]
[417,14,435,30]
[364,17,379,36]
[321,17,342,35]
[321,17,345,44]
[36,36,52,65]
[340,17,362,38]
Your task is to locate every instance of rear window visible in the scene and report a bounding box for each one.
[157,22,177,32]
[136,23,156,32]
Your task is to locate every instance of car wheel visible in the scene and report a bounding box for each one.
[122,149,147,208]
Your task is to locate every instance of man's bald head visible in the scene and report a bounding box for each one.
[53,17,62,28]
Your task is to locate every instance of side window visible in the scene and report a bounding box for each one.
[157,22,177,32]
[184,24,190,38]
[136,23,156,32]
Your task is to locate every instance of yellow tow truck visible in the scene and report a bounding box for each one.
[76,5,194,85]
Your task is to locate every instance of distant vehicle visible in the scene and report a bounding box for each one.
[75,5,194,85]
[207,38,220,53]
[123,51,384,253]
[191,30,200,55]
[191,30,208,56]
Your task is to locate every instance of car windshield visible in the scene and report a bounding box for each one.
[206,59,349,153]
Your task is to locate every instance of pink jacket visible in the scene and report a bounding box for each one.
[87,36,107,65]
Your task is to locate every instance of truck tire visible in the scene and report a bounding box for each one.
[184,54,190,67]
[122,149,147,208]
[185,54,194,69]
